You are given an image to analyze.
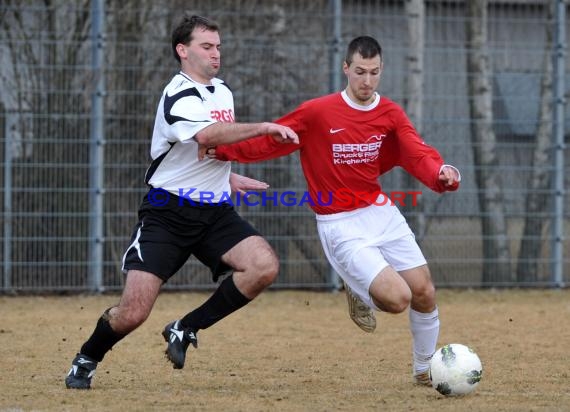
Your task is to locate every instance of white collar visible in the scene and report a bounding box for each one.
[341,90,380,111]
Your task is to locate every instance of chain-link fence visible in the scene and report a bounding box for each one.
[0,0,568,292]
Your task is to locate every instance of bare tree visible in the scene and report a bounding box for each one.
[465,0,511,283]
[516,2,554,283]
[0,0,92,284]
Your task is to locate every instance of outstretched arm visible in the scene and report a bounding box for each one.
[195,121,298,147]
[210,134,300,163]
[201,105,307,163]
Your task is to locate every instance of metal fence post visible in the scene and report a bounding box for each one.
[3,113,13,292]
[327,0,343,291]
[88,0,106,292]
[552,0,566,287]
[329,0,343,94]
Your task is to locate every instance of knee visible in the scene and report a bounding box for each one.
[374,288,412,314]
[252,253,279,287]
[385,289,412,313]
[126,310,150,329]
[110,305,150,333]
[412,280,436,309]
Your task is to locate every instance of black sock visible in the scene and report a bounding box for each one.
[180,275,251,330]
[80,308,127,362]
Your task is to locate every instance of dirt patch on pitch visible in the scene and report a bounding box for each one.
[0,289,569,411]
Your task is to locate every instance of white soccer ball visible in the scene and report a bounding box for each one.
[429,343,482,396]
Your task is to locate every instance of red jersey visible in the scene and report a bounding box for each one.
[217,91,459,214]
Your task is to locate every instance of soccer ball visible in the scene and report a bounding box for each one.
[429,343,482,396]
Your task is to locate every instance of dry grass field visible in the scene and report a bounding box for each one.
[1,289,569,412]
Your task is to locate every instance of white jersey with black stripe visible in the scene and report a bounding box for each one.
[146,72,234,202]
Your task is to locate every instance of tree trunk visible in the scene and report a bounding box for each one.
[465,0,512,283]
[403,0,426,242]
[516,2,554,283]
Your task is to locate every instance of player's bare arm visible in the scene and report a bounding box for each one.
[195,121,298,146]
[197,123,299,160]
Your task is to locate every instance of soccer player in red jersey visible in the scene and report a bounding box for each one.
[212,36,461,385]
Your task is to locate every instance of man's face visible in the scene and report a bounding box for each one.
[343,53,383,105]
[178,28,221,83]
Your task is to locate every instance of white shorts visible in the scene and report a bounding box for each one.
[316,200,427,310]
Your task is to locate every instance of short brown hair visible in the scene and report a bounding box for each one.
[171,15,220,63]
[345,36,382,66]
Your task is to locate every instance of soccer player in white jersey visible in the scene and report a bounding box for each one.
[213,36,461,386]
[65,15,297,389]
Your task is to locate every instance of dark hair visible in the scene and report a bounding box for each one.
[345,36,382,66]
[171,15,220,63]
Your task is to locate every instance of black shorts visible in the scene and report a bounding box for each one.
[122,189,261,282]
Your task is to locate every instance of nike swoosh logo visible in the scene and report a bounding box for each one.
[329,128,345,134]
